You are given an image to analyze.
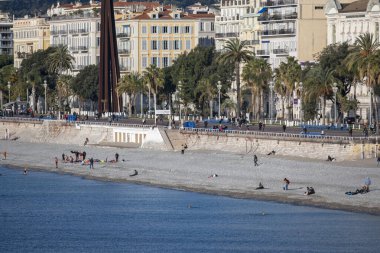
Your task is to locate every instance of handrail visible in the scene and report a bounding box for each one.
[180,127,376,142]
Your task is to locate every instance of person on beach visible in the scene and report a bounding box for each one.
[326,155,336,162]
[304,187,315,195]
[283,178,290,190]
[89,157,94,169]
[84,138,89,146]
[115,153,119,162]
[55,157,58,169]
[256,182,264,190]
[82,151,86,160]
[254,155,258,166]
[24,168,28,175]
[62,153,65,161]
[363,177,371,192]
[3,151,6,160]
[130,170,138,177]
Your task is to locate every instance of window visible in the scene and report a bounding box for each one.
[151,57,158,66]
[152,40,158,50]
[151,26,157,33]
[174,40,181,50]
[211,22,214,31]
[163,40,169,50]
[376,22,379,41]
[162,26,168,33]
[185,26,190,33]
[200,22,204,31]
[142,57,147,68]
[186,40,191,50]
[142,40,147,50]
[174,26,179,33]
[142,26,147,34]
[315,6,323,10]
[163,57,169,67]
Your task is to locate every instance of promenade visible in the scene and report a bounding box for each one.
[1,140,379,215]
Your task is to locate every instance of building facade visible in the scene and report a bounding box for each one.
[12,17,50,68]
[0,13,13,56]
[326,0,380,123]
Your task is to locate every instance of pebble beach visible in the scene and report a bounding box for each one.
[1,140,379,215]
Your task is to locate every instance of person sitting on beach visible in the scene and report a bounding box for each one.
[267,150,276,156]
[363,177,371,192]
[283,178,290,190]
[69,156,74,163]
[256,182,264,190]
[208,174,218,178]
[304,187,315,195]
[130,170,138,177]
[345,186,369,195]
[326,155,336,162]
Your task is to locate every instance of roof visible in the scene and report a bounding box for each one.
[340,0,368,13]
[113,1,160,8]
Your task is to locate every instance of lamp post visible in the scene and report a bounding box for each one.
[7,81,11,103]
[178,81,182,121]
[269,81,274,121]
[26,80,29,105]
[332,82,338,125]
[43,80,47,114]
[299,81,303,122]
[217,81,222,119]
[363,76,372,126]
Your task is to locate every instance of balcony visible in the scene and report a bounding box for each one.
[261,0,298,7]
[256,50,270,55]
[16,51,31,59]
[118,49,130,55]
[243,40,260,46]
[258,12,297,22]
[215,32,239,38]
[117,32,130,38]
[70,46,88,52]
[261,28,296,36]
[273,48,288,54]
[120,66,130,72]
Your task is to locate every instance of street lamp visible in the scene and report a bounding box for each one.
[299,81,303,122]
[26,80,29,104]
[217,81,222,119]
[7,81,11,103]
[332,82,338,125]
[363,76,372,126]
[269,81,274,121]
[178,81,182,121]
[43,80,47,114]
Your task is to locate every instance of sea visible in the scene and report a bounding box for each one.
[1,166,380,253]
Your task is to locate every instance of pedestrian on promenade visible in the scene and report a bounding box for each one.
[348,127,353,137]
[115,153,119,162]
[377,157,380,166]
[254,155,258,166]
[283,178,290,190]
[89,157,94,169]
[55,157,58,168]
[282,124,286,132]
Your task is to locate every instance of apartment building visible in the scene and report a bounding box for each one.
[326,0,380,123]
[12,17,50,68]
[120,6,215,73]
[0,13,13,56]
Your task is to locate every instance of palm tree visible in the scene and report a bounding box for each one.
[242,58,272,120]
[194,78,217,118]
[303,66,336,125]
[221,98,236,118]
[56,75,73,114]
[117,72,142,116]
[346,33,380,124]
[273,68,287,119]
[47,45,75,75]
[218,38,254,117]
[277,57,301,120]
[143,64,164,124]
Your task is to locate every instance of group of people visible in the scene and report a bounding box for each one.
[57,151,121,169]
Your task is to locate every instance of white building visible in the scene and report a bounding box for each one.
[0,13,13,56]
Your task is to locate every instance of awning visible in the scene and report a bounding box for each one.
[258,7,267,14]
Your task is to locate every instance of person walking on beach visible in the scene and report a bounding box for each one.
[254,155,258,166]
[115,153,119,162]
[62,153,65,161]
[283,178,290,190]
[55,157,58,169]
[3,151,6,160]
[89,157,94,169]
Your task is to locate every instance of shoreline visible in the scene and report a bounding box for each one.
[1,140,380,216]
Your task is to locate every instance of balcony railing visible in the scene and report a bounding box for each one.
[116,32,130,38]
[273,48,288,54]
[70,46,88,52]
[215,32,239,38]
[258,12,297,21]
[243,40,260,45]
[256,50,270,55]
[261,29,296,36]
[118,49,130,54]
[261,0,298,7]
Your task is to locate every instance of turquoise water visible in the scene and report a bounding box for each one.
[1,166,380,253]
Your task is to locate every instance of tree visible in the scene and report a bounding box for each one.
[70,65,98,110]
[143,64,164,123]
[47,45,75,75]
[346,33,380,124]
[242,58,272,120]
[117,72,143,116]
[276,57,301,120]
[303,65,337,124]
[194,78,217,118]
[218,38,254,117]
[56,75,73,113]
